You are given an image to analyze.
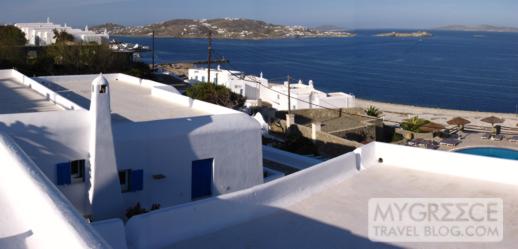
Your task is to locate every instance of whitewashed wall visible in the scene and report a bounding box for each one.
[0,110,92,214]
[125,152,360,249]
[358,142,518,186]
[0,132,108,249]
[92,219,128,249]
[262,145,322,170]
[112,113,263,210]
[6,69,84,110]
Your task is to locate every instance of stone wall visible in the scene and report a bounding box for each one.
[271,120,363,158]
[274,108,383,143]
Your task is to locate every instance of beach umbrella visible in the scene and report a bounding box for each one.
[419,122,446,133]
[481,116,504,127]
[447,117,471,131]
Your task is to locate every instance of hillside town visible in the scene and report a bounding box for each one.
[92,18,355,39]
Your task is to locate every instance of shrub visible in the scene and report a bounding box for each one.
[400,116,430,132]
[366,106,381,117]
[186,82,246,109]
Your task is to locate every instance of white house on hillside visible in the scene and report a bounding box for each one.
[15,19,109,46]
[188,66,355,110]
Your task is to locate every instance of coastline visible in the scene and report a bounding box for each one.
[356,98,518,128]
[111,34,356,40]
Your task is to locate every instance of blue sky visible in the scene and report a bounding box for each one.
[2,0,518,29]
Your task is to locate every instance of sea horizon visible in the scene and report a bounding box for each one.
[116,30,518,113]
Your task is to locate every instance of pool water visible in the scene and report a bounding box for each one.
[456,147,518,160]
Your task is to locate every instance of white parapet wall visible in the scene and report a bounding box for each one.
[115,73,241,115]
[262,145,323,170]
[115,73,180,93]
[6,69,85,111]
[150,85,241,115]
[125,152,360,249]
[0,132,109,249]
[357,142,518,186]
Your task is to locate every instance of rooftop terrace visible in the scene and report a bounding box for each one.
[0,78,62,114]
[125,142,518,249]
[173,165,518,249]
[38,74,209,122]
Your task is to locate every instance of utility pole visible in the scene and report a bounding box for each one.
[151,30,155,71]
[207,31,213,84]
[287,75,291,114]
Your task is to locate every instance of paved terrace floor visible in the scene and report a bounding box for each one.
[172,166,518,249]
[0,78,62,114]
[40,75,208,122]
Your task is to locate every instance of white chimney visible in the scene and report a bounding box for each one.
[309,80,314,88]
[88,74,124,220]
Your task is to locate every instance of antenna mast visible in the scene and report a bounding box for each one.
[207,31,213,84]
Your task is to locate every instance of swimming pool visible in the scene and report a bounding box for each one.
[456,147,518,160]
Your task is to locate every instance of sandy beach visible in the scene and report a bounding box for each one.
[356,98,518,129]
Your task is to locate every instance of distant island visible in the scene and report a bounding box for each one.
[375,31,432,38]
[435,25,518,33]
[91,18,355,39]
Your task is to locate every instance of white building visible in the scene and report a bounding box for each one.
[188,67,355,110]
[0,69,263,248]
[15,19,109,46]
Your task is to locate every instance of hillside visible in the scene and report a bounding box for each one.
[436,25,518,33]
[91,18,354,39]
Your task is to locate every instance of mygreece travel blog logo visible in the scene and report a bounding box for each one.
[368,198,503,242]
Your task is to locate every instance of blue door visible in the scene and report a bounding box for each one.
[192,159,213,200]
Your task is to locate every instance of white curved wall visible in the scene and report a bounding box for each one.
[0,132,108,249]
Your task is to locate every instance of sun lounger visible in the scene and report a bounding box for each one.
[407,139,424,147]
[491,134,504,141]
[481,133,491,140]
[440,138,461,147]
[510,136,518,143]
[424,141,440,150]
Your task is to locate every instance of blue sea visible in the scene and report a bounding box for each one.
[115,30,518,113]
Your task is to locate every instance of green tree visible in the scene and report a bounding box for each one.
[0,25,27,68]
[186,83,246,109]
[53,29,75,44]
[0,25,27,46]
[366,106,381,117]
[401,116,430,132]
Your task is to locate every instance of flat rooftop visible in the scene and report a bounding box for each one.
[172,165,518,249]
[39,74,209,122]
[0,78,62,114]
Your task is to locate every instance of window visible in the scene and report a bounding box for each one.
[56,160,86,186]
[70,160,85,183]
[99,85,107,93]
[191,159,213,200]
[119,169,144,193]
[119,170,130,192]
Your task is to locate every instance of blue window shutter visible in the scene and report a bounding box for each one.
[130,169,144,192]
[57,162,71,185]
